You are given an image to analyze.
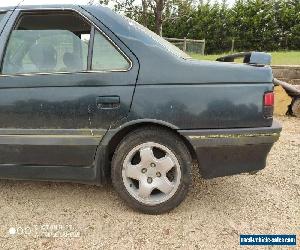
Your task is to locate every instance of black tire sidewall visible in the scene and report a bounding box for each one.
[111,127,192,214]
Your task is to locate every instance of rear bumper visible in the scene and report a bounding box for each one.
[178,120,282,179]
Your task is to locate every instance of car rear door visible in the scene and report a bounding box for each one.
[0,7,138,167]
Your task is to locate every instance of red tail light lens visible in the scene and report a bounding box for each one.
[264,92,274,106]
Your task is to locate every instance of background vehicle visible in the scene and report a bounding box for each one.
[0,2,281,214]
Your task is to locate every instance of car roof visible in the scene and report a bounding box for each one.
[0,0,93,11]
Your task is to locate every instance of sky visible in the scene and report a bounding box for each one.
[0,0,237,8]
[0,0,90,7]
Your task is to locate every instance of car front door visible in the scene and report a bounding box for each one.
[0,7,138,167]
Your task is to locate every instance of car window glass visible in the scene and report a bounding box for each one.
[2,11,91,75]
[92,30,130,71]
[122,15,191,59]
[0,13,6,23]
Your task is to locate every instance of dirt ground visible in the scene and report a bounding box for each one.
[0,116,299,250]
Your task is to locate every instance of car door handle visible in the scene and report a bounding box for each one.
[96,96,120,109]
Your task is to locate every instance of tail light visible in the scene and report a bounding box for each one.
[264,92,274,106]
[263,92,274,118]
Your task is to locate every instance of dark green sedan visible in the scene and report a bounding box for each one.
[0,1,281,214]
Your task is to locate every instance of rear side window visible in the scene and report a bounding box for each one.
[2,11,91,75]
[92,30,130,71]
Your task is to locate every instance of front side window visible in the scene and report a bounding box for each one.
[92,30,130,71]
[2,11,91,75]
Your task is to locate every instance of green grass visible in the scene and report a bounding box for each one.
[190,51,300,65]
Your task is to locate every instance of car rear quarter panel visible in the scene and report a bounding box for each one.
[84,5,274,129]
[130,83,273,129]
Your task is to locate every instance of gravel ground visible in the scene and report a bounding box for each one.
[0,116,299,249]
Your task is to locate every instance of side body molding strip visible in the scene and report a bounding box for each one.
[0,129,105,145]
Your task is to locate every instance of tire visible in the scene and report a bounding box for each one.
[111,126,192,214]
[292,98,300,118]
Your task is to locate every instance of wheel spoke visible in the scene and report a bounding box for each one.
[125,164,141,180]
[139,147,156,164]
[122,142,182,205]
[156,177,174,194]
[157,156,175,174]
[138,178,153,198]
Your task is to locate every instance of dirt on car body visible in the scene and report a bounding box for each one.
[0,116,298,249]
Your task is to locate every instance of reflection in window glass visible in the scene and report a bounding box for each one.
[122,15,190,59]
[2,11,91,75]
[92,30,130,71]
[3,30,89,74]
[0,13,6,23]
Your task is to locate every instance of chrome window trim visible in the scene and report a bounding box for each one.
[0,7,133,77]
[0,69,130,77]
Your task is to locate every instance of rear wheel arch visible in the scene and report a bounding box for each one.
[105,121,197,165]
[110,124,194,213]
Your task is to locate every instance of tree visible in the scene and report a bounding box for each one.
[153,0,165,36]
[98,0,300,53]
[99,0,169,36]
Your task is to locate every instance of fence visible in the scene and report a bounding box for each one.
[165,37,206,55]
[201,37,298,55]
[165,37,296,55]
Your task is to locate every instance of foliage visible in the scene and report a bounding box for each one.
[100,0,300,54]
